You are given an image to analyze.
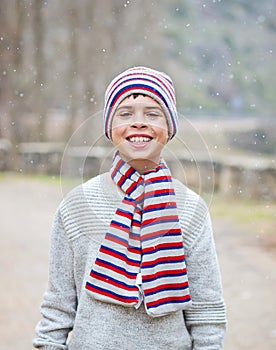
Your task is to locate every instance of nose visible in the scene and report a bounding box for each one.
[131,121,147,129]
[130,113,148,129]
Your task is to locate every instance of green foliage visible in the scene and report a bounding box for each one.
[161,0,276,116]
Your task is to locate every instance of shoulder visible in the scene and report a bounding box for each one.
[60,172,111,204]
[57,173,117,240]
[172,178,208,215]
[58,172,115,218]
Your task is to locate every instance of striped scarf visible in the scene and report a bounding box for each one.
[85,153,191,317]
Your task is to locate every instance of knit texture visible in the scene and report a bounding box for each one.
[33,173,227,349]
[103,66,178,140]
[85,153,191,316]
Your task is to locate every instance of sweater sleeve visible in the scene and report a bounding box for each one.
[183,204,227,349]
[33,209,77,350]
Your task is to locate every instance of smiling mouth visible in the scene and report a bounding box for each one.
[127,136,153,143]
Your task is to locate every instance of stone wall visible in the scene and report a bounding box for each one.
[18,142,65,174]
[1,141,275,201]
[0,139,12,171]
[218,159,276,201]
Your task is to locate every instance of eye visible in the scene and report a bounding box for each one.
[146,112,162,119]
[116,110,133,118]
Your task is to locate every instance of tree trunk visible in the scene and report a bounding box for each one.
[33,0,46,141]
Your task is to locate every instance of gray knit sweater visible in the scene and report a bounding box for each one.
[33,172,226,350]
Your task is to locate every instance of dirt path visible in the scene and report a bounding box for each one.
[0,175,275,349]
[214,218,276,349]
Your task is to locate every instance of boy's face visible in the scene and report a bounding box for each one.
[111,94,168,171]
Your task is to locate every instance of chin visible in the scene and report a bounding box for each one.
[121,151,161,164]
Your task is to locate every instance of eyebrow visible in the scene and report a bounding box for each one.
[116,105,163,111]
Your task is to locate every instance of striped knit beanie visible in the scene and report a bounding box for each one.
[103,66,178,140]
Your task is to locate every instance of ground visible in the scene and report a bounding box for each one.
[0,174,275,349]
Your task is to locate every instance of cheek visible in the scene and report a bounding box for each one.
[110,122,126,145]
[153,124,169,143]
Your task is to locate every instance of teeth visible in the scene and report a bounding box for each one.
[129,137,151,143]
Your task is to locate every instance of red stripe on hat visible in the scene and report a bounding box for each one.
[106,71,175,108]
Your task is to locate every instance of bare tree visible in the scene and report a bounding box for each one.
[0,1,25,144]
[32,0,47,141]
[64,2,81,142]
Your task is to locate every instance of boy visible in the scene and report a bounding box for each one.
[33,66,226,349]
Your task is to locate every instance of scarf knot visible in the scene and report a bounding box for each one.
[85,152,192,317]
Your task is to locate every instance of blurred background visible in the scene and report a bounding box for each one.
[0,0,275,349]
